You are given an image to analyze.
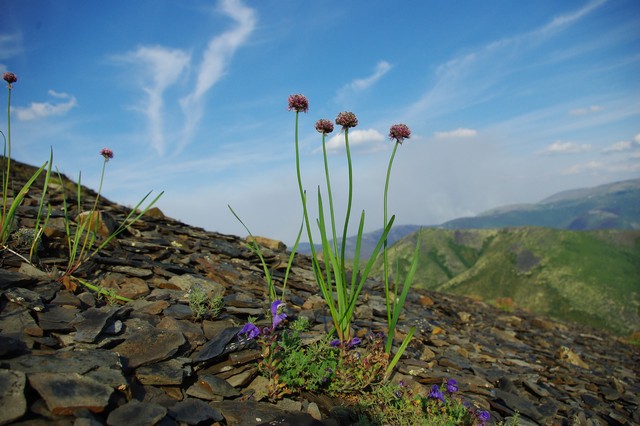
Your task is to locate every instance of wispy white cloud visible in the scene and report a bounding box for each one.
[111,0,256,157]
[602,134,640,154]
[569,105,603,116]
[434,128,477,139]
[335,61,392,102]
[112,46,190,156]
[14,90,77,121]
[323,128,386,153]
[405,0,607,121]
[179,0,257,152]
[540,140,591,156]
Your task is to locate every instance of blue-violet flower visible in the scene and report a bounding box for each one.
[240,323,260,339]
[428,384,445,403]
[270,300,287,331]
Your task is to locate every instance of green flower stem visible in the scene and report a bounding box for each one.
[75,156,108,267]
[383,142,400,327]
[2,85,12,224]
[341,129,353,270]
[321,133,339,260]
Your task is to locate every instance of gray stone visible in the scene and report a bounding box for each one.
[4,287,45,311]
[212,400,323,426]
[106,400,167,426]
[0,369,27,425]
[186,373,240,399]
[135,358,191,385]
[168,398,223,424]
[36,305,79,332]
[28,372,113,416]
[192,326,242,363]
[112,328,185,369]
[73,305,120,343]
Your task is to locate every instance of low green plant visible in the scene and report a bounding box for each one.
[289,315,311,332]
[188,285,224,321]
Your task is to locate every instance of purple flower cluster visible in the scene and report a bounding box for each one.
[239,300,287,340]
[335,111,358,129]
[3,72,17,86]
[314,119,334,135]
[329,337,361,349]
[389,123,411,144]
[100,148,114,161]
[428,384,446,403]
[287,94,309,113]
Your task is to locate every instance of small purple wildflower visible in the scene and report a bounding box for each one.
[346,337,361,349]
[446,378,458,394]
[315,119,334,135]
[3,72,17,87]
[288,94,309,113]
[100,148,114,161]
[389,123,411,144]
[335,111,358,129]
[428,384,445,403]
[270,300,287,331]
[476,410,491,424]
[330,339,341,347]
[239,323,260,339]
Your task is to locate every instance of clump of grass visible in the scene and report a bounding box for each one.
[188,285,224,321]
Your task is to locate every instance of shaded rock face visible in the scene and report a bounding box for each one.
[0,159,639,425]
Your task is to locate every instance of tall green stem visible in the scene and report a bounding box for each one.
[383,142,399,325]
[340,129,353,270]
[2,86,12,225]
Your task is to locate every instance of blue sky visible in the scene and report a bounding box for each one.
[1,0,639,244]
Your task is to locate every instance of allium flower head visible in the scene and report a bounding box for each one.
[428,384,445,403]
[100,148,114,161]
[240,323,260,340]
[335,111,358,129]
[389,123,411,144]
[315,119,334,135]
[288,94,309,113]
[3,72,17,87]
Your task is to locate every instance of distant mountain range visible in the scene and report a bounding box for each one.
[298,178,640,258]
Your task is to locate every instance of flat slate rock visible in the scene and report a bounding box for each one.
[28,372,113,416]
[0,369,27,425]
[106,400,167,426]
[112,328,185,368]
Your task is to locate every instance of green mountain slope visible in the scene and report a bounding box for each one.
[374,227,640,336]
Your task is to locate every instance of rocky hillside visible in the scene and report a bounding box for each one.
[1,158,639,425]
